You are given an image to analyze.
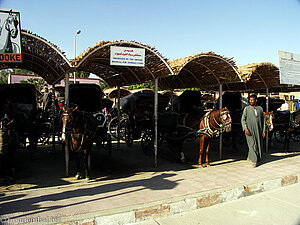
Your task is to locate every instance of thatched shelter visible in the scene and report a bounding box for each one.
[159,51,242,91]
[0,30,72,85]
[227,62,300,92]
[72,41,173,87]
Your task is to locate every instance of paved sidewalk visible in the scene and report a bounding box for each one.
[0,152,300,225]
[130,182,300,225]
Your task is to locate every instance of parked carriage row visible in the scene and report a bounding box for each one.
[1,83,300,179]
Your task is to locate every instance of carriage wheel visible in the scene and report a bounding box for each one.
[185,133,197,142]
[108,117,120,139]
[274,129,285,143]
[291,133,300,142]
[236,133,246,145]
[124,120,133,147]
[141,131,154,156]
[222,133,233,147]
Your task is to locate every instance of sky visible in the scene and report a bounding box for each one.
[1,0,300,66]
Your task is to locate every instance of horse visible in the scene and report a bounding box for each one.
[0,114,17,181]
[281,110,300,151]
[0,10,20,53]
[264,111,274,132]
[61,106,97,179]
[197,107,232,167]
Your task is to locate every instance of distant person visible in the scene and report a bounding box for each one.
[294,100,300,111]
[241,94,265,168]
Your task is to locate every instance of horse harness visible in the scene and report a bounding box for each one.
[198,110,232,138]
[62,110,96,152]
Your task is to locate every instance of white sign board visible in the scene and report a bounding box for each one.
[0,9,22,63]
[110,46,145,67]
[278,50,300,85]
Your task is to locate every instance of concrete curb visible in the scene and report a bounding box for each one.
[54,172,300,225]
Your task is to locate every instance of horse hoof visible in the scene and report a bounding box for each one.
[194,164,204,168]
[75,174,80,180]
[206,163,211,167]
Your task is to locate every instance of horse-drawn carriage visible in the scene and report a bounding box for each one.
[113,91,169,154]
[61,84,112,179]
[0,84,40,179]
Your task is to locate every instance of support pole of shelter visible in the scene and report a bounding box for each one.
[266,88,269,152]
[154,78,158,167]
[117,84,121,150]
[64,73,70,177]
[52,84,56,152]
[219,84,223,159]
[65,73,70,109]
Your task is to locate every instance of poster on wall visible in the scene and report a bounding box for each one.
[110,46,145,67]
[278,50,300,85]
[0,9,22,63]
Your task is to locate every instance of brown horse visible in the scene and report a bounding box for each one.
[61,107,97,179]
[264,111,274,132]
[198,107,232,167]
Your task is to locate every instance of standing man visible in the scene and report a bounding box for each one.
[241,94,265,167]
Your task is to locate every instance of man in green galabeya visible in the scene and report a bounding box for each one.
[241,94,265,167]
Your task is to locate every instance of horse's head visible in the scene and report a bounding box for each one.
[264,111,274,132]
[218,107,232,132]
[5,10,19,39]
[61,106,78,142]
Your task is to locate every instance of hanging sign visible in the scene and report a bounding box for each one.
[0,9,22,63]
[278,50,300,85]
[110,46,145,67]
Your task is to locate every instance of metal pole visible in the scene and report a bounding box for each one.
[117,85,121,150]
[64,73,70,176]
[266,88,269,152]
[74,35,76,84]
[154,78,158,167]
[219,84,223,159]
[74,30,81,84]
[65,73,70,109]
[51,84,56,152]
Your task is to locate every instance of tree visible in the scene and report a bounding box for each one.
[75,71,90,78]
[0,69,10,84]
[127,81,157,90]
[20,78,45,92]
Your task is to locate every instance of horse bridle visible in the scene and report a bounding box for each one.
[199,109,232,138]
[61,109,89,152]
[265,113,274,131]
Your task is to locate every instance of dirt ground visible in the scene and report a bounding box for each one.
[0,136,299,193]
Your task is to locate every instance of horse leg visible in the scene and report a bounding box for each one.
[286,128,292,152]
[64,141,70,177]
[283,129,288,152]
[205,139,211,166]
[198,135,204,167]
[83,148,90,179]
[75,152,81,179]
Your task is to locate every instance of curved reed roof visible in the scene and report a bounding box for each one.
[226,62,300,92]
[72,41,173,87]
[0,30,72,85]
[159,52,242,90]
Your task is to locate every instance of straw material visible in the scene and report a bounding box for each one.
[160,51,240,90]
[72,40,172,87]
[0,30,71,85]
